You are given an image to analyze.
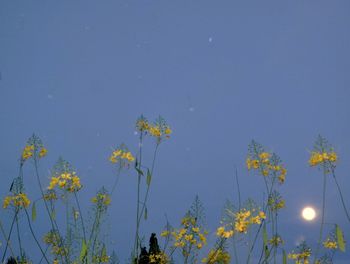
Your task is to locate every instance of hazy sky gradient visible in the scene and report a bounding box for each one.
[1,1,350,262]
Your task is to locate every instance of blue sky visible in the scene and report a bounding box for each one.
[1,1,350,262]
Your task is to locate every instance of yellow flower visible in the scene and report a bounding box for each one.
[323,238,337,249]
[4,193,31,209]
[149,126,161,137]
[48,177,60,190]
[58,180,67,188]
[3,196,12,209]
[160,230,170,237]
[39,147,48,158]
[164,127,172,135]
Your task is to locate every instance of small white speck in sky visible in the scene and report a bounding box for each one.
[208,37,213,43]
[189,107,195,112]
[47,94,53,99]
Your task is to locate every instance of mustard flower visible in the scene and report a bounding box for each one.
[3,193,31,209]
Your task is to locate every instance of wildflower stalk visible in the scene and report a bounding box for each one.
[329,164,350,223]
[24,209,50,264]
[137,143,159,224]
[110,165,122,196]
[1,209,19,262]
[74,192,87,243]
[33,154,67,264]
[0,220,16,258]
[15,213,24,258]
[313,167,327,263]
[133,132,143,262]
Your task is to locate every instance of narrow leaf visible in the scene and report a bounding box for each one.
[135,167,143,176]
[146,169,152,186]
[51,210,56,220]
[80,240,88,261]
[283,250,287,264]
[336,224,346,252]
[263,223,268,246]
[144,207,148,220]
[31,202,37,221]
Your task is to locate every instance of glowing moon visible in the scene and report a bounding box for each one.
[302,207,316,221]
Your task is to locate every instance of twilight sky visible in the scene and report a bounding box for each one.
[1,0,350,263]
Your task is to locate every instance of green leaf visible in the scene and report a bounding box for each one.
[263,223,268,246]
[51,210,56,220]
[80,240,88,261]
[31,202,37,221]
[282,250,287,264]
[336,224,346,252]
[262,224,270,259]
[135,167,143,176]
[144,207,148,220]
[146,169,152,186]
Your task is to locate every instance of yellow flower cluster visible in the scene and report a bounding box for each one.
[234,209,266,233]
[216,226,234,239]
[164,216,207,251]
[246,152,287,184]
[43,231,67,257]
[136,116,172,140]
[201,249,230,264]
[92,254,110,263]
[109,149,135,164]
[268,235,284,246]
[48,172,82,192]
[91,193,111,206]
[268,197,285,211]
[43,190,58,201]
[149,252,169,264]
[323,238,337,249]
[149,125,172,138]
[288,249,311,264]
[309,151,337,166]
[3,193,31,209]
[21,144,48,160]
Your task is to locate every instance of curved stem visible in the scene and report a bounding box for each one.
[137,144,159,224]
[74,192,87,243]
[1,209,18,262]
[15,213,23,258]
[24,209,50,264]
[0,219,16,258]
[330,166,350,223]
[33,156,67,264]
[313,169,327,263]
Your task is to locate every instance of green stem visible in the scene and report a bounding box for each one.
[15,213,23,258]
[330,165,350,223]
[33,155,67,264]
[74,192,87,243]
[137,144,159,224]
[24,209,50,264]
[314,168,327,263]
[1,209,18,262]
[0,219,16,258]
[133,133,143,261]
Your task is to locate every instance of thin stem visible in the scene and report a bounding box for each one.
[110,166,122,196]
[0,220,16,258]
[330,166,350,223]
[133,133,143,261]
[137,144,159,224]
[15,213,23,258]
[74,192,87,243]
[33,156,67,264]
[313,168,327,263]
[1,209,18,262]
[24,209,50,264]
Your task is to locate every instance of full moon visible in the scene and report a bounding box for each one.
[302,207,316,221]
